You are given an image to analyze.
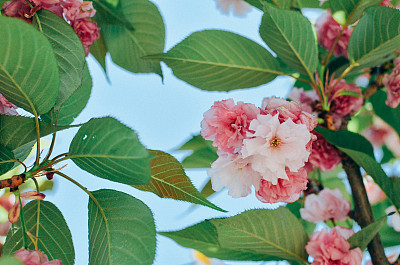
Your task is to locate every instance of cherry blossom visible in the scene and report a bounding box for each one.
[364,118,400,157]
[306,226,363,265]
[15,249,62,265]
[315,12,352,58]
[256,167,308,203]
[242,114,311,184]
[300,188,350,223]
[71,18,100,55]
[329,79,363,118]
[386,206,400,232]
[1,0,32,23]
[207,155,261,198]
[215,0,251,16]
[308,133,341,172]
[364,177,386,205]
[201,99,260,154]
[383,58,400,108]
[0,94,18,116]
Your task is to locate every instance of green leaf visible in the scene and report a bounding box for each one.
[90,34,108,74]
[182,147,218,169]
[133,150,225,212]
[348,215,387,250]
[334,90,363,98]
[176,135,210,151]
[42,64,92,126]
[3,201,74,265]
[315,127,400,211]
[348,6,400,68]
[101,0,165,76]
[159,220,271,261]
[0,145,15,175]
[92,0,133,29]
[145,30,281,91]
[245,0,291,10]
[0,16,60,115]
[33,9,86,116]
[329,0,382,25]
[297,0,323,8]
[88,189,156,265]
[372,200,400,247]
[200,178,216,198]
[370,90,400,138]
[212,208,309,262]
[0,115,70,153]
[0,257,23,265]
[69,117,153,185]
[259,4,318,77]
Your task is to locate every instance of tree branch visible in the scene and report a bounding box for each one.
[341,155,389,265]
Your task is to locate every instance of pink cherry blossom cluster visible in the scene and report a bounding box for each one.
[289,79,363,172]
[315,11,352,58]
[15,249,62,265]
[306,226,363,265]
[201,97,317,203]
[1,0,99,55]
[300,188,350,223]
[383,58,400,108]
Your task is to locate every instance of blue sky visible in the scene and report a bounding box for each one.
[44,1,313,264]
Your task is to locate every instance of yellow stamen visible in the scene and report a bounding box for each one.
[270,137,281,149]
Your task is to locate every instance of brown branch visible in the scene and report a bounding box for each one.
[341,155,389,265]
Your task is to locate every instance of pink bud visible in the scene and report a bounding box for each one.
[384,63,400,108]
[20,191,46,201]
[8,200,20,224]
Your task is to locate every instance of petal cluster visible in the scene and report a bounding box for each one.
[1,0,99,56]
[202,97,317,203]
[0,94,18,116]
[15,249,62,265]
[308,133,341,172]
[306,226,363,265]
[384,58,400,108]
[300,188,350,223]
[315,12,352,58]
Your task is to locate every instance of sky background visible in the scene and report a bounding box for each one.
[42,1,320,264]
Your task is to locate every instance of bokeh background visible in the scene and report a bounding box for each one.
[42,1,320,264]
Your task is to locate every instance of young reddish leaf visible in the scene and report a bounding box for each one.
[133,150,226,212]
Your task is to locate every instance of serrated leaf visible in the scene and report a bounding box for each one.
[33,9,86,117]
[3,201,74,265]
[88,189,156,265]
[329,0,382,25]
[90,34,108,74]
[159,220,271,261]
[92,0,133,29]
[211,208,309,262]
[348,215,387,250]
[0,145,15,175]
[146,30,281,91]
[0,257,23,265]
[316,127,400,211]
[42,64,92,126]
[0,115,70,153]
[69,117,153,185]
[259,4,318,78]
[133,150,225,212]
[0,16,60,115]
[370,90,400,138]
[348,6,400,68]
[101,0,165,76]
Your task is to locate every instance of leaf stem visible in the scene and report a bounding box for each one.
[17,190,28,249]
[34,114,41,166]
[326,63,355,97]
[43,133,57,162]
